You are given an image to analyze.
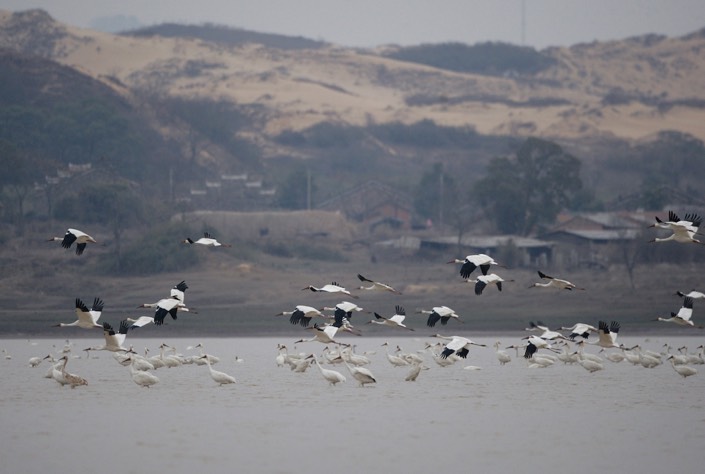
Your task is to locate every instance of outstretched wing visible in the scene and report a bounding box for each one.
[61,231,77,249]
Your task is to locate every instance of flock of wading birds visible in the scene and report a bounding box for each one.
[15,210,705,388]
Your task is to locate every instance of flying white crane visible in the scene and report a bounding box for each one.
[557,322,598,340]
[276,305,326,327]
[198,355,236,386]
[183,232,231,247]
[55,297,104,329]
[519,335,560,359]
[126,316,157,330]
[302,282,358,298]
[434,334,487,359]
[368,305,414,330]
[85,320,130,352]
[466,273,512,295]
[447,253,503,278]
[523,321,570,341]
[294,310,351,345]
[649,211,703,244]
[676,290,705,299]
[320,301,366,321]
[48,228,97,255]
[306,355,347,386]
[590,320,621,349]
[138,281,194,313]
[529,270,585,290]
[417,306,463,327]
[152,295,184,326]
[655,297,702,328]
[356,273,402,294]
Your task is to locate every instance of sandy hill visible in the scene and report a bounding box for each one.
[2,8,705,147]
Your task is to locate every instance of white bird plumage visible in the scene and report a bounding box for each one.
[55,297,104,329]
[85,320,130,352]
[48,228,97,255]
[183,232,231,247]
[356,273,402,294]
[649,210,703,244]
[465,273,512,295]
[368,305,414,330]
[448,253,503,278]
[307,355,346,385]
[434,334,486,359]
[530,270,585,290]
[418,306,463,327]
[198,355,236,385]
[656,297,702,328]
[302,282,357,298]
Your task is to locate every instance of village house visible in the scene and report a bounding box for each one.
[538,211,654,268]
[317,180,414,232]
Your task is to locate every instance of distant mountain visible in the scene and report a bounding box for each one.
[125,22,328,50]
[3,7,705,212]
[2,8,704,147]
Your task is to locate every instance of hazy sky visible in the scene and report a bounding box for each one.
[1,0,704,49]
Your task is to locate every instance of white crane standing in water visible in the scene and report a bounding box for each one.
[307,354,346,386]
[127,356,160,388]
[342,358,376,387]
[667,355,698,378]
[198,355,236,386]
[57,355,87,388]
[493,341,512,365]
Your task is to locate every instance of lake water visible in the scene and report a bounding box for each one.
[1,334,704,474]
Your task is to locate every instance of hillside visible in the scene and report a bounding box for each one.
[2,8,705,146]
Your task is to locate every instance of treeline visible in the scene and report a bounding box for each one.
[124,23,328,50]
[383,41,557,76]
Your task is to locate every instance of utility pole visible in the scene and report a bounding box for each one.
[438,163,444,230]
[521,0,526,46]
